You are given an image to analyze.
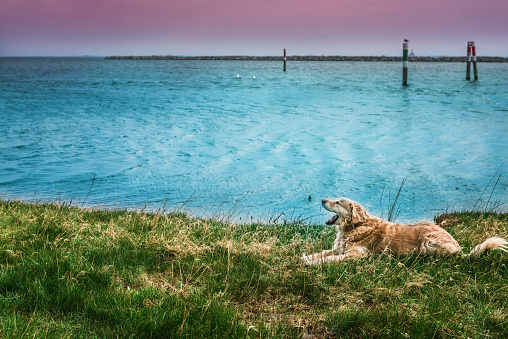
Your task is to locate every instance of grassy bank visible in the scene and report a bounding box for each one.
[0,200,507,338]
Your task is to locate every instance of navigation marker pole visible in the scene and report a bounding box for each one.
[466,41,472,80]
[402,40,409,86]
[284,49,287,72]
[472,41,478,81]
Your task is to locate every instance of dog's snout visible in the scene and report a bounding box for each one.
[321,199,326,204]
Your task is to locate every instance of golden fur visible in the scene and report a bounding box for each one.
[302,198,508,265]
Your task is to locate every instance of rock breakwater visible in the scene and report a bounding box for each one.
[105,55,508,62]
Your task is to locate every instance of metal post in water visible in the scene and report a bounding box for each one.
[284,48,286,72]
[466,41,472,80]
[472,41,478,81]
[402,40,409,86]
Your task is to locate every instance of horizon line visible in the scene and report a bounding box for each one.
[3,54,508,58]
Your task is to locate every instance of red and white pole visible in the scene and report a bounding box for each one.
[466,41,472,80]
[283,48,286,72]
[471,41,478,81]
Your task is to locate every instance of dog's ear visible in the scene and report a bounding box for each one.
[350,202,371,223]
[349,203,355,218]
[347,203,354,227]
[348,203,356,226]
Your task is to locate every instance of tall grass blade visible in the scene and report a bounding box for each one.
[473,161,505,211]
[388,177,407,222]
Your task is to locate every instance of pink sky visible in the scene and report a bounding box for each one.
[1,0,507,56]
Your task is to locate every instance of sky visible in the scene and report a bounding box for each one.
[1,0,507,57]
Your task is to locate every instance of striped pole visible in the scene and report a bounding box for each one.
[402,42,408,86]
[283,48,286,72]
[466,41,472,80]
[472,41,478,81]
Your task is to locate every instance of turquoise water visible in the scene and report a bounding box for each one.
[0,57,507,223]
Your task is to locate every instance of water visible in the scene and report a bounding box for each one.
[1,57,507,223]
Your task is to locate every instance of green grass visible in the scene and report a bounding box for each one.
[0,200,507,338]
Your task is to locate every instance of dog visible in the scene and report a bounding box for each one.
[301,198,508,265]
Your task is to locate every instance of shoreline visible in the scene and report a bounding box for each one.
[105,55,508,62]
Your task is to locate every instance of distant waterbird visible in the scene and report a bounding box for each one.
[236,74,241,79]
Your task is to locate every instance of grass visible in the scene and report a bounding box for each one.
[0,200,507,338]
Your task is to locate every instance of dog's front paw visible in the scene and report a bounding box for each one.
[301,253,312,265]
[304,258,320,266]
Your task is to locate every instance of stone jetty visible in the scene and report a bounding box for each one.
[105,55,508,62]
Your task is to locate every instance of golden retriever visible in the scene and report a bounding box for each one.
[301,198,507,265]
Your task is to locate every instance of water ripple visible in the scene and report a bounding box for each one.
[0,58,507,222]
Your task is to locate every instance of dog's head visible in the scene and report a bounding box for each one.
[322,198,371,226]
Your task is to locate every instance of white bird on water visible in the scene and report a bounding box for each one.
[252,75,255,79]
[236,74,241,79]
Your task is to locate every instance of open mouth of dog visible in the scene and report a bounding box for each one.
[326,214,339,225]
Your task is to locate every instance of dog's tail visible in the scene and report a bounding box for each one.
[468,237,508,257]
